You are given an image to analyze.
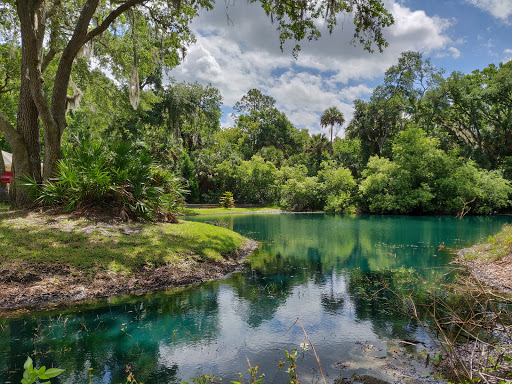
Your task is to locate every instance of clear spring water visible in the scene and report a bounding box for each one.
[1,213,511,384]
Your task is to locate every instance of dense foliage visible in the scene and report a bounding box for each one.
[359,128,511,214]
[0,0,394,207]
[23,136,186,221]
[4,48,512,216]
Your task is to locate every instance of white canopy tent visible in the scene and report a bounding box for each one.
[1,151,12,172]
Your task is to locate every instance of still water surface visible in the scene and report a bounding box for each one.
[1,214,511,383]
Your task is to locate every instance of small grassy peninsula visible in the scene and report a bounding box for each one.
[0,209,256,311]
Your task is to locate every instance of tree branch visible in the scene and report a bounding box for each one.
[51,0,101,133]
[17,0,56,134]
[0,109,24,150]
[85,0,146,44]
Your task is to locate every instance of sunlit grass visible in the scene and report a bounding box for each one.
[463,223,512,261]
[0,213,246,274]
[183,206,280,216]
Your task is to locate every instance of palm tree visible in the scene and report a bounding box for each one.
[320,107,345,143]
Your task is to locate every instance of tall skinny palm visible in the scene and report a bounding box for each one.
[320,107,345,144]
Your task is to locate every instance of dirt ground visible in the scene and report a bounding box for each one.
[0,210,258,313]
[456,247,512,294]
[0,241,257,312]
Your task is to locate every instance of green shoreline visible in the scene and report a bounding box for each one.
[456,223,512,294]
[0,208,260,312]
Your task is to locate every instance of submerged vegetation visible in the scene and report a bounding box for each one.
[351,266,512,384]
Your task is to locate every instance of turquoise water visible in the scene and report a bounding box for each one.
[1,214,511,383]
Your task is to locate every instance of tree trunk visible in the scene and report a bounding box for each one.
[0,150,6,203]
[11,68,42,207]
[6,0,46,207]
[42,124,62,180]
[18,48,42,183]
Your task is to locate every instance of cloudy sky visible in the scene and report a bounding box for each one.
[169,0,512,137]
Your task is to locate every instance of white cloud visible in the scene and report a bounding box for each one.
[436,46,461,59]
[220,112,237,129]
[503,48,512,62]
[338,85,373,102]
[449,47,461,59]
[465,0,512,23]
[169,1,454,134]
[387,4,452,52]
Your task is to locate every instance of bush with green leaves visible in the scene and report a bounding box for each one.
[436,161,512,214]
[317,161,357,213]
[23,135,186,221]
[280,176,324,211]
[278,161,357,212]
[359,127,512,214]
[219,191,235,208]
[215,155,280,204]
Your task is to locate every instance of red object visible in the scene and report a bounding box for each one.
[0,171,13,184]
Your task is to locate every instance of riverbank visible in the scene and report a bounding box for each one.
[432,224,512,383]
[0,209,257,313]
[183,206,282,216]
[456,223,512,294]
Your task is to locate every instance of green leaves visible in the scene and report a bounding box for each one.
[20,357,64,384]
[359,127,512,214]
[38,368,66,380]
[23,356,33,370]
[320,107,345,143]
[23,135,186,221]
[252,0,393,56]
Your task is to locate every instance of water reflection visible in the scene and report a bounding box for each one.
[1,214,511,383]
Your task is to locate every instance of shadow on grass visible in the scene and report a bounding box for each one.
[0,208,32,220]
[0,222,242,274]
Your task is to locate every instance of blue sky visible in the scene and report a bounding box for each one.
[169,0,512,137]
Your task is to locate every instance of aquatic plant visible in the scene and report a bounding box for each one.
[20,356,64,384]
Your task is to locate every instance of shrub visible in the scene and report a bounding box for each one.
[317,161,357,213]
[359,128,512,214]
[215,155,280,204]
[280,177,324,211]
[437,161,512,214]
[358,156,402,213]
[324,192,355,214]
[23,135,186,221]
[219,191,235,208]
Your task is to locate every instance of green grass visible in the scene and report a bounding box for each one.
[0,212,247,275]
[183,206,280,216]
[464,223,512,261]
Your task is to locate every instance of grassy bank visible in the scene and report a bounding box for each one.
[411,225,512,383]
[460,223,512,261]
[457,223,512,293]
[183,206,281,216]
[0,210,254,310]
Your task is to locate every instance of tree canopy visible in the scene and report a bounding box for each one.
[0,0,394,206]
